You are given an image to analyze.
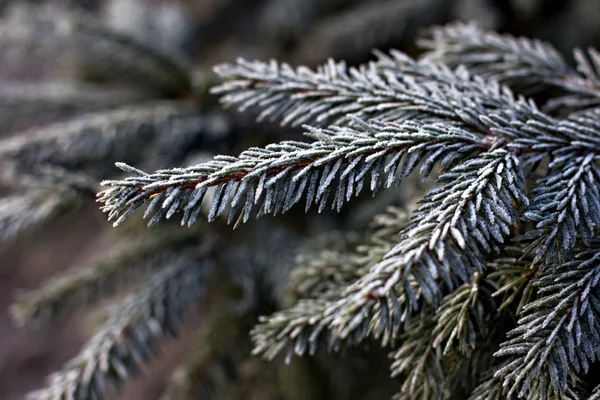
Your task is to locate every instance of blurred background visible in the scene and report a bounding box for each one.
[1,0,600,399]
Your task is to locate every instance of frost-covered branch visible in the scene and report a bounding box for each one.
[28,257,212,400]
[98,119,482,227]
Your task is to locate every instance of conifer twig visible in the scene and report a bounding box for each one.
[0,101,204,179]
[0,190,79,244]
[590,384,600,400]
[67,12,192,96]
[421,23,600,114]
[11,229,201,325]
[27,257,212,400]
[211,54,517,128]
[494,244,600,398]
[326,149,527,341]
[98,118,483,228]
[290,208,407,299]
[0,169,97,244]
[0,82,147,134]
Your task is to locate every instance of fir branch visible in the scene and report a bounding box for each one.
[252,208,410,361]
[290,208,407,299]
[77,18,600,399]
[0,101,204,179]
[420,23,600,114]
[520,154,600,265]
[0,8,190,95]
[0,82,147,134]
[390,311,446,400]
[0,13,70,81]
[98,118,482,228]
[572,47,600,88]
[469,366,586,400]
[10,228,202,325]
[0,169,96,244]
[0,189,81,244]
[591,384,600,400]
[327,149,527,342]
[252,274,424,364]
[546,48,600,115]
[185,150,526,366]
[211,53,600,161]
[27,257,212,400]
[354,207,409,267]
[487,247,538,314]
[251,297,349,363]
[211,53,517,128]
[390,273,497,399]
[468,371,508,400]
[489,110,600,166]
[67,12,191,96]
[420,23,571,95]
[431,273,495,356]
[291,245,361,300]
[494,244,600,398]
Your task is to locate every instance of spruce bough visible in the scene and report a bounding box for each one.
[26,21,600,400]
[98,23,600,400]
